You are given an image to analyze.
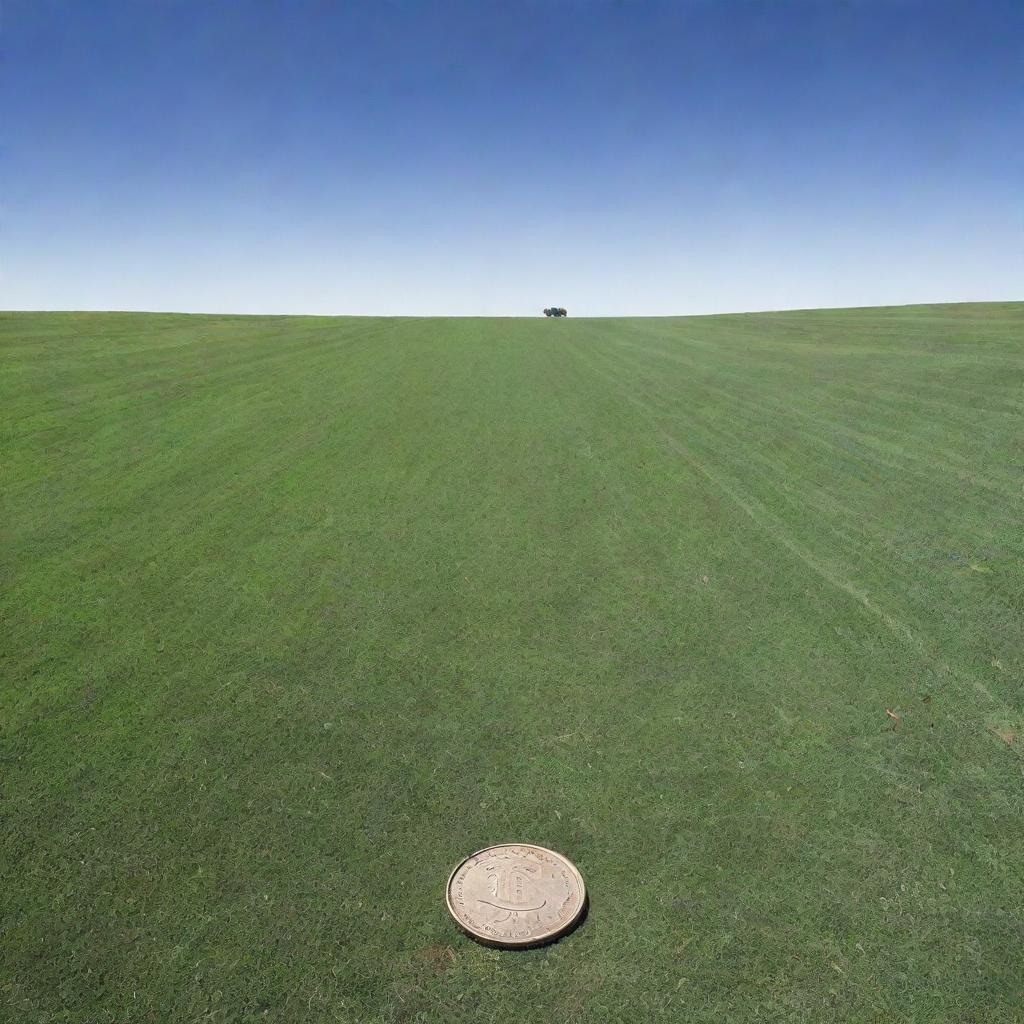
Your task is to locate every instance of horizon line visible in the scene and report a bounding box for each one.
[2,298,1022,320]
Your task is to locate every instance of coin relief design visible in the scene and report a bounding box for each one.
[446,844,586,948]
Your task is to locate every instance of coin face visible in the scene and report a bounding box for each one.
[446,844,586,948]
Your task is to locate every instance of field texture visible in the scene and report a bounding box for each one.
[2,305,1023,1023]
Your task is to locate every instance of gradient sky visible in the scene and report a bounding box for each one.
[3,0,1022,315]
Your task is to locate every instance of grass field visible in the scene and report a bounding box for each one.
[2,304,1023,1023]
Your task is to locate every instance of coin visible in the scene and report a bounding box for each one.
[445,843,587,948]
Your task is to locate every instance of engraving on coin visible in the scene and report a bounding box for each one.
[445,844,586,948]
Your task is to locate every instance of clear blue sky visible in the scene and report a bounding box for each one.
[3,0,1022,315]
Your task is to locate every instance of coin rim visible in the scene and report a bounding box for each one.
[445,843,587,949]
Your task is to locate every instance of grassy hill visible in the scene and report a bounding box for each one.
[3,304,1022,1022]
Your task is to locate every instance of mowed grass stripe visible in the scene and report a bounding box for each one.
[592,321,1020,498]
[567,334,934,644]
[2,307,1022,1023]
[579,315,1019,601]
[572,343,995,722]
[579,327,1011,569]
[567,322,1021,713]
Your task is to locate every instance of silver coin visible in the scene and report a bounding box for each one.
[445,843,587,948]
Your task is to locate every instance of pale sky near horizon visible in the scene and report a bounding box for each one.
[3,0,1022,316]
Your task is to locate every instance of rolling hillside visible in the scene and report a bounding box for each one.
[3,304,1022,1022]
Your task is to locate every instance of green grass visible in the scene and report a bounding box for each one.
[2,304,1022,1023]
